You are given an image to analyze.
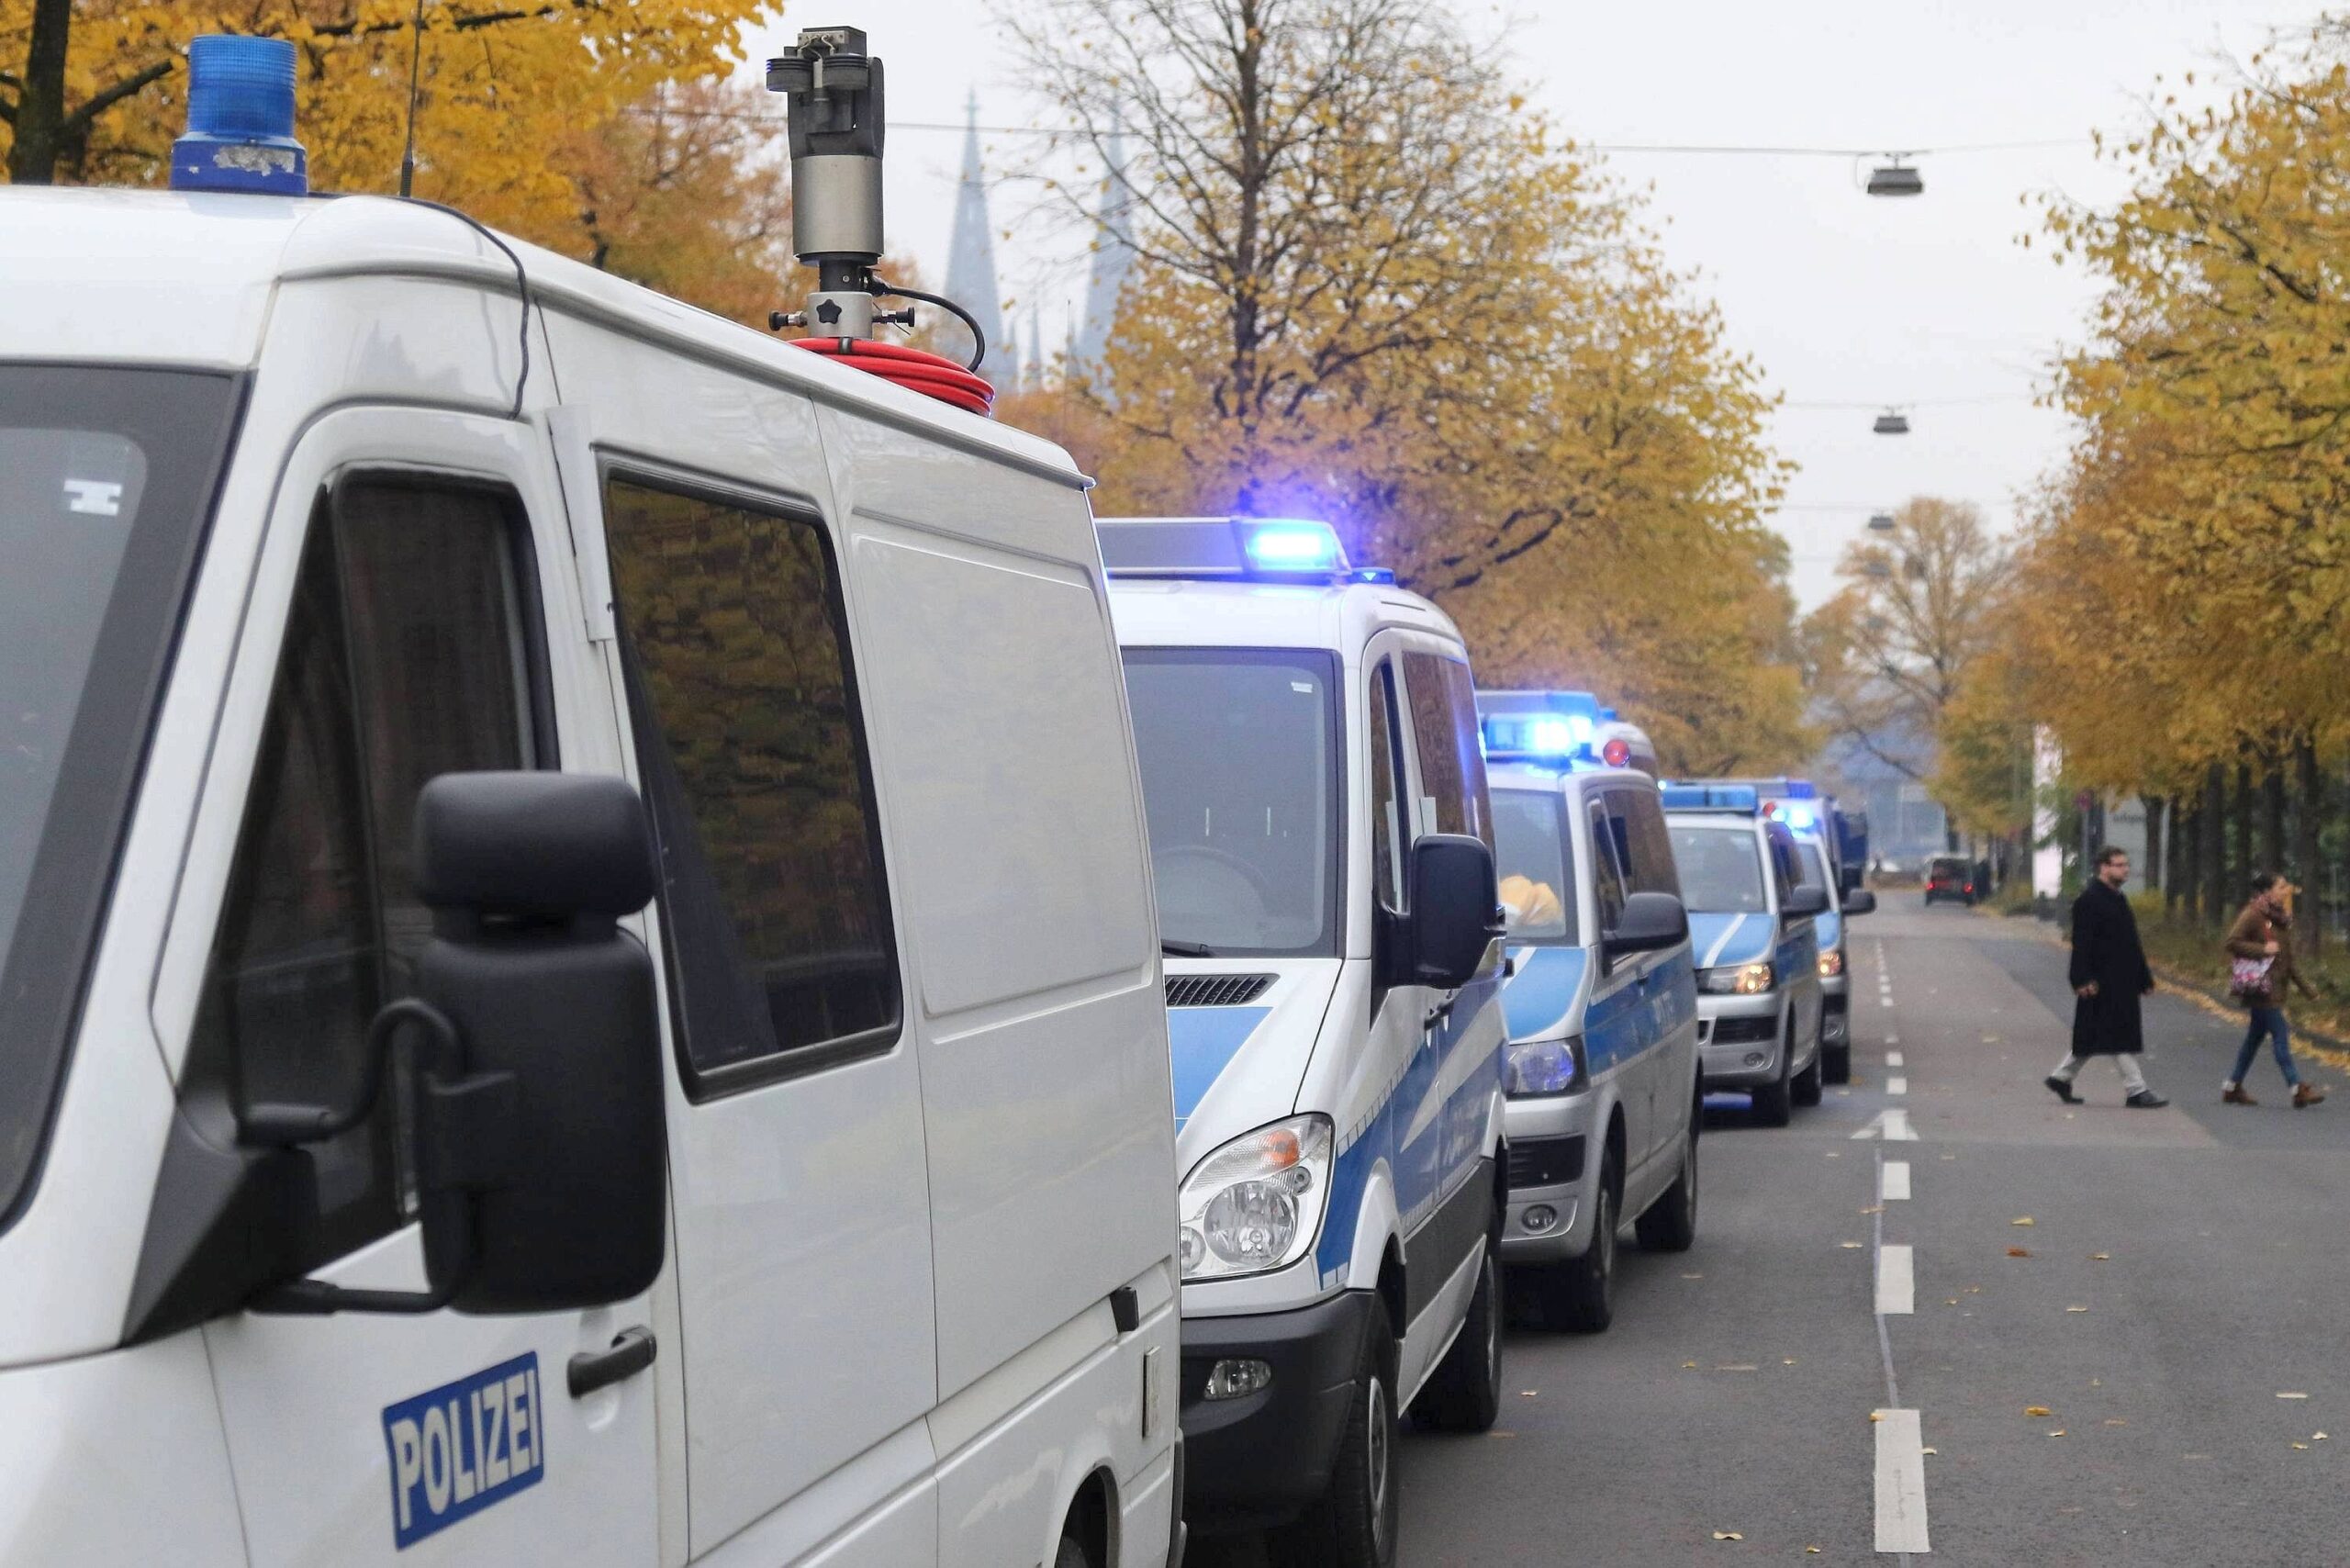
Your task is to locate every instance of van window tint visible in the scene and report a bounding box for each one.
[1402,652,1491,848]
[1588,801,1627,934]
[603,477,898,1084]
[1369,663,1404,913]
[194,479,539,1266]
[1670,823,1769,914]
[1493,789,1576,944]
[1614,790,1683,900]
[1123,648,1341,957]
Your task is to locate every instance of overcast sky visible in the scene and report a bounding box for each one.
[740,1,2315,609]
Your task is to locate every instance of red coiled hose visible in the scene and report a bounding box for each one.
[788,336,995,418]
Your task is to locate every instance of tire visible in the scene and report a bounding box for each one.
[1751,1027,1794,1127]
[1792,1037,1824,1107]
[1053,1532,1092,1568]
[1535,1146,1618,1331]
[1413,1230,1503,1431]
[1824,1041,1852,1084]
[1634,1116,1699,1251]
[1270,1304,1402,1568]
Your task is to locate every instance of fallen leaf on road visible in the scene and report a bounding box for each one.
[2279,1392,2311,1400]
[2104,1419,2127,1427]
[1712,1530,1743,1541]
[1967,1286,1984,1294]
[2292,1442,2311,1450]
[2007,1247,2032,1258]
[1869,1412,1885,1423]
[2315,1433,2330,1441]
[1860,1204,1885,1215]
[1716,1364,1758,1372]
[1682,1272,1704,1280]
[1825,1152,1841,1159]
[2011,1216,2036,1226]
[1784,1358,1797,1365]
[1683,1361,1698,1369]
[2065,1305,2090,1314]
[1946,1298,1961,1305]
[1807,1548,1822,1555]
[1517,1390,1539,1397]
[2025,1406,2053,1417]
[1841,1241,1864,1249]
[1921,1446,1938,1455]
[2090,1379,2102,1388]
[2091,1253,2112,1261]
[2049,1428,2067,1437]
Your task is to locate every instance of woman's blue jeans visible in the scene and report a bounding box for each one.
[2231,1005,2301,1087]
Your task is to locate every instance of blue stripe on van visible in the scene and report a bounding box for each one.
[1690,911,1773,969]
[1502,946,1586,1041]
[1168,1007,1271,1128]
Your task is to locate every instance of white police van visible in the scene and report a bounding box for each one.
[0,40,1181,1568]
[1734,785,1876,1084]
[1479,700,1700,1332]
[1662,785,1830,1126]
[1102,517,1508,1567]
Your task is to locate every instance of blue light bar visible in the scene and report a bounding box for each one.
[172,35,308,196]
[1660,783,1760,812]
[1237,519,1345,572]
[1095,516,1378,581]
[1774,802,1819,831]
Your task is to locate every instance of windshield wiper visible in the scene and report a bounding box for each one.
[1161,937,1216,958]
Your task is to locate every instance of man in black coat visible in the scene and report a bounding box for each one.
[2045,846,2169,1107]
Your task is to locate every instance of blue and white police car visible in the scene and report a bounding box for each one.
[1662,785,1830,1126]
[1480,700,1701,1332]
[1746,786,1878,1084]
[1103,517,1509,1567]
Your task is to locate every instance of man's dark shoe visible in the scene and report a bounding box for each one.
[2044,1076,2082,1104]
[2125,1090,2169,1109]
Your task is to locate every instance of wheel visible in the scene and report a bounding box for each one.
[1271,1303,1402,1567]
[1792,1037,1824,1107]
[1634,1118,1699,1251]
[1053,1531,1092,1568]
[1533,1147,1618,1331]
[1824,1041,1852,1084]
[1413,1228,1502,1431]
[1751,1027,1793,1126]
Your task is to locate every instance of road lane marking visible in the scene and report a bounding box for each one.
[1882,1162,1910,1201]
[1880,997,1896,1008]
[1874,1408,1931,1552]
[1850,1108,1917,1141]
[1886,1033,1899,1045]
[1887,1076,1908,1096]
[1877,1245,1915,1314]
[1886,1051,1904,1067]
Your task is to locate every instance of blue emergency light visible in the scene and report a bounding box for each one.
[1481,711,1596,764]
[172,35,308,196]
[1768,801,1819,832]
[1096,516,1385,583]
[1238,520,1345,571]
[1660,783,1760,812]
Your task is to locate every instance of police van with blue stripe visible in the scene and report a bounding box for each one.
[1480,698,1701,1333]
[1102,517,1509,1567]
[1662,785,1831,1126]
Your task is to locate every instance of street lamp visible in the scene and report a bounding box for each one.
[1873,409,1910,434]
[1867,512,1897,532]
[1867,160,1923,196]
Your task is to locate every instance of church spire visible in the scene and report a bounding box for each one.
[943,89,1006,373]
[1073,119,1136,386]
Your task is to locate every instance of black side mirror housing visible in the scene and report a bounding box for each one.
[1783,883,1830,921]
[1841,864,1864,895]
[1841,888,1878,916]
[1396,834,1503,991]
[1605,890,1689,958]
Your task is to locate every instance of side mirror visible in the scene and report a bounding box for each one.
[1401,834,1503,991]
[1841,888,1878,916]
[1783,883,1830,921]
[1605,890,1688,958]
[247,772,666,1316]
[1841,864,1864,895]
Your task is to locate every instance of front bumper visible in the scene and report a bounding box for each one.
[1821,979,1850,1047]
[1179,1290,1378,1530]
[1698,991,1785,1087]
[1499,1088,1599,1263]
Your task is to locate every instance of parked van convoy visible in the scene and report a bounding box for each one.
[1478,704,1700,1334]
[1662,785,1829,1126]
[1102,516,1509,1568]
[0,177,1182,1566]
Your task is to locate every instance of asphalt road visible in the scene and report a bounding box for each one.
[1197,902,2349,1566]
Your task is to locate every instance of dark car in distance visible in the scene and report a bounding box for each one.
[1923,856,1978,906]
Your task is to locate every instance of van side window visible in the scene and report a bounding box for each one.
[193,478,541,1266]
[1401,651,1493,848]
[1588,801,1628,935]
[602,476,899,1087]
[1613,790,1683,900]
[1368,662,1405,912]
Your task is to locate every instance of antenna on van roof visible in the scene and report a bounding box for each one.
[766,27,996,417]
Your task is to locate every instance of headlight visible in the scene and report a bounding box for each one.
[1700,960,1776,995]
[1505,1035,1587,1097]
[1178,1114,1334,1282]
[1818,948,1845,978]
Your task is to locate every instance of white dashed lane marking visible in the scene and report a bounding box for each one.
[1876,1244,1915,1314]
[1881,1161,1910,1201]
[1887,1076,1908,1096]
[1874,1408,1932,1552]
[1886,1051,1904,1068]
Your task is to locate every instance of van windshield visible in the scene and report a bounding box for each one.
[0,365,240,1230]
[1122,648,1341,957]
[1492,788,1578,944]
[1669,823,1770,914]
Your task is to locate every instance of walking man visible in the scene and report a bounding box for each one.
[2221,872,2327,1108]
[2045,846,2170,1108]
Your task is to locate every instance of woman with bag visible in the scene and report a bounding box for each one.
[2221,873,2327,1108]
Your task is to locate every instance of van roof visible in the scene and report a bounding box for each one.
[0,187,1077,480]
[1107,574,1461,655]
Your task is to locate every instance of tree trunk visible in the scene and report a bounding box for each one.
[2232,759,2254,909]
[2262,745,2288,881]
[6,0,76,186]
[2204,761,2228,929]
[2142,793,2165,902]
[2296,738,2322,960]
[2175,797,2199,921]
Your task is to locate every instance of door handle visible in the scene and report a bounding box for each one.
[567,1326,656,1398]
[1423,997,1455,1030]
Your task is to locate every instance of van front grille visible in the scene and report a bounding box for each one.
[1166,973,1275,1008]
[1508,1136,1585,1191]
[1711,1014,1778,1046]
